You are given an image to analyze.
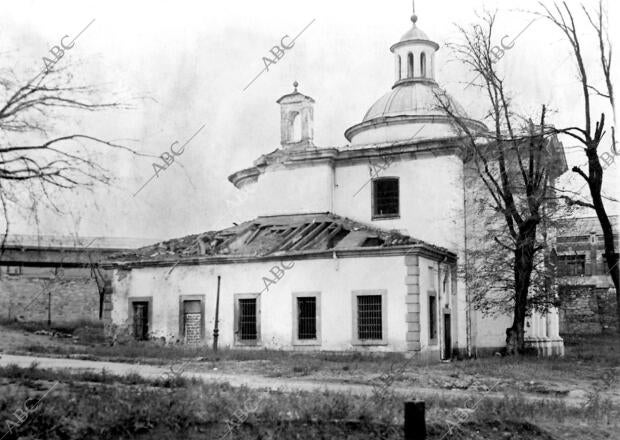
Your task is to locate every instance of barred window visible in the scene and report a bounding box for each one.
[357,295,383,340]
[238,298,257,341]
[297,297,317,340]
[372,178,399,218]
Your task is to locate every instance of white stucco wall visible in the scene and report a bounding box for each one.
[333,153,465,251]
[237,164,333,218]
[111,255,421,352]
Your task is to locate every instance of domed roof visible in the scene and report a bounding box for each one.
[363,81,465,122]
[399,24,430,42]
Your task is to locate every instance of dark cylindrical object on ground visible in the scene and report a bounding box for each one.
[404,400,426,439]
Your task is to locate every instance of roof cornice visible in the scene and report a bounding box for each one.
[103,244,456,270]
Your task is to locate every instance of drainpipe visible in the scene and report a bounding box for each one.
[213,275,221,352]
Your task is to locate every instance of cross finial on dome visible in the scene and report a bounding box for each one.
[293,80,299,92]
[411,0,418,24]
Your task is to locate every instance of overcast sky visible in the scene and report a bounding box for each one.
[1,0,618,241]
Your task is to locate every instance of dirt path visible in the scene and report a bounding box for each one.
[0,353,600,408]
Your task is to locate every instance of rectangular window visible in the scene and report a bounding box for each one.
[7,265,22,276]
[292,292,321,345]
[357,295,383,340]
[372,178,399,219]
[352,290,387,346]
[557,254,586,276]
[429,295,437,342]
[239,299,257,341]
[234,293,261,345]
[297,297,317,340]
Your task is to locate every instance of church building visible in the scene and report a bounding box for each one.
[105,5,565,359]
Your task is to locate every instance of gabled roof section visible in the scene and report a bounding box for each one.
[107,212,453,266]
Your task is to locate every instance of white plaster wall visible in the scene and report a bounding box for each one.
[334,154,465,251]
[111,255,415,352]
[239,164,333,218]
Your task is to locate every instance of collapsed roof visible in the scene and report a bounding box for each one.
[107,212,453,265]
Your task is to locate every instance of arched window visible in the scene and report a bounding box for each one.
[407,53,414,78]
[420,52,427,78]
[291,112,302,142]
[397,55,402,80]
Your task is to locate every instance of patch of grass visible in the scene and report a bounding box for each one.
[0,364,616,439]
[0,363,200,388]
[0,318,103,336]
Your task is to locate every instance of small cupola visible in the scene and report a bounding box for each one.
[389,2,439,87]
[276,81,315,150]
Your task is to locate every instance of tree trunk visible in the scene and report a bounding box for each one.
[587,149,620,333]
[506,224,537,354]
[591,193,620,333]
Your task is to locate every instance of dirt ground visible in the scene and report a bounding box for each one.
[1,325,618,439]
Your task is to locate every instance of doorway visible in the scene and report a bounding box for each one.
[132,301,149,340]
[442,313,452,360]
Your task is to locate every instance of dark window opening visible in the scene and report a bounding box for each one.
[557,254,586,276]
[297,297,317,340]
[7,265,22,276]
[238,298,257,341]
[132,301,149,341]
[429,295,437,341]
[420,52,427,77]
[397,55,402,80]
[357,295,382,340]
[407,53,414,78]
[372,178,399,218]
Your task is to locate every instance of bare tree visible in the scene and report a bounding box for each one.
[0,64,146,253]
[538,0,619,333]
[436,12,565,353]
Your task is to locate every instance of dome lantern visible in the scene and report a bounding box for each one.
[390,0,439,87]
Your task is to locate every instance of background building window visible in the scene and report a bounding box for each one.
[372,177,399,219]
[557,254,586,276]
[7,265,22,276]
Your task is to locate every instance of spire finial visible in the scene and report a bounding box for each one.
[411,0,418,24]
[293,80,299,92]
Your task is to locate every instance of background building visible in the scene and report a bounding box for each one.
[0,235,154,324]
[554,216,619,334]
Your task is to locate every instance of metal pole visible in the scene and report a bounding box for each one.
[404,401,426,440]
[213,275,221,351]
[47,291,51,328]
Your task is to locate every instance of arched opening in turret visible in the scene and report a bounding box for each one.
[397,55,402,80]
[407,53,414,78]
[291,112,302,142]
[420,52,427,78]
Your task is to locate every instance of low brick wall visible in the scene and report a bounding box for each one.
[0,271,100,323]
[558,285,618,334]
